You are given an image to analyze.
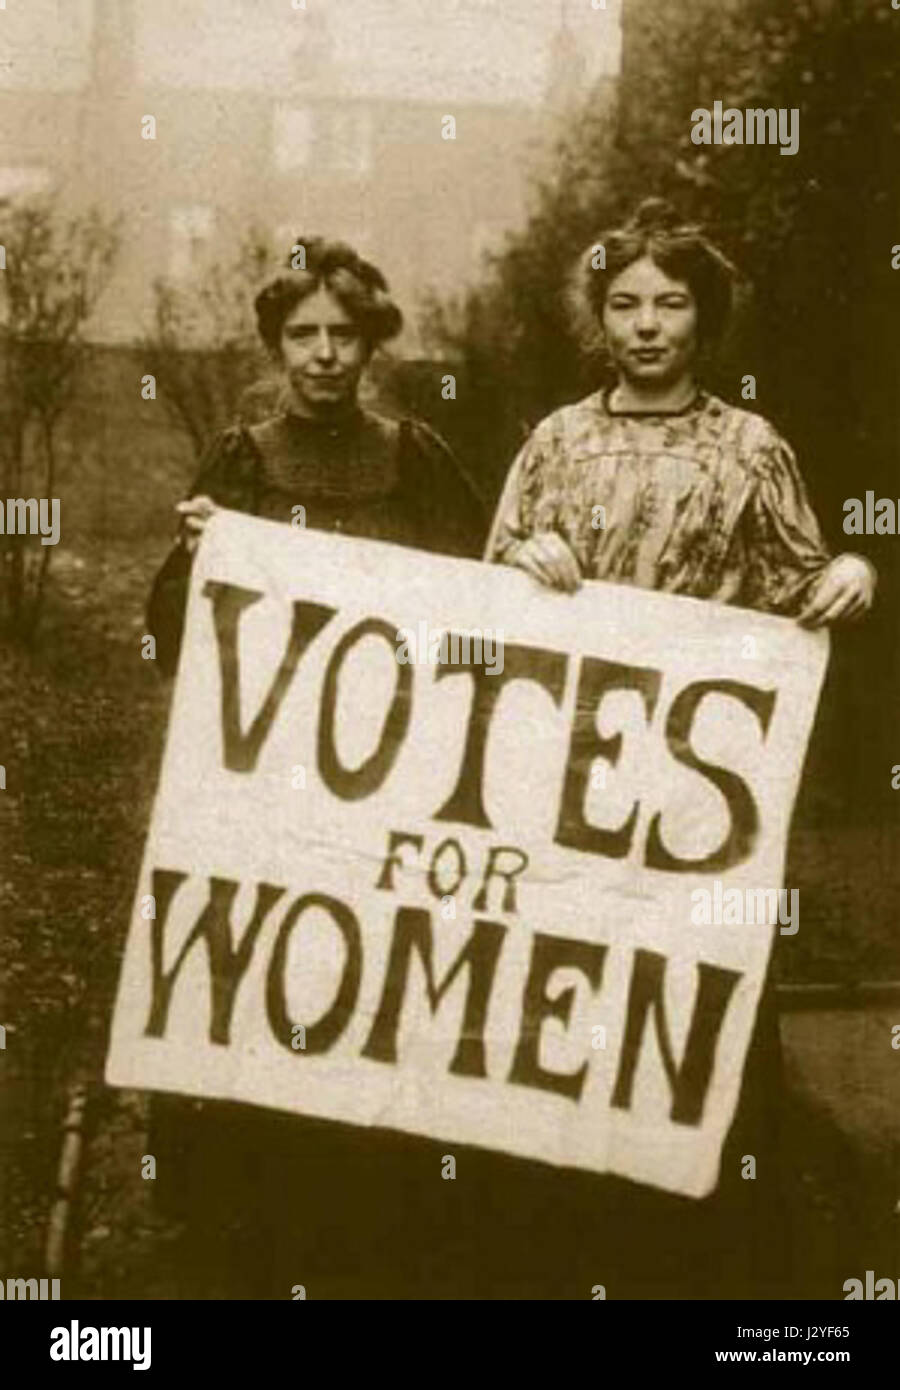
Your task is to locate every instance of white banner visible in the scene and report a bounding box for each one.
[106,510,828,1197]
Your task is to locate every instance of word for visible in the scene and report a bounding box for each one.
[0,1277,60,1299]
[843,1272,899,1299]
[50,1323,151,1370]
[689,881,798,935]
[691,103,799,156]
[0,497,59,545]
[204,581,779,874]
[379,831,530,912]
[395,623,504,675]
[843,493,900,534]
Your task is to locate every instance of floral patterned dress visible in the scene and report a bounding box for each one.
[486,387,832,614]
[478,387,825,1296]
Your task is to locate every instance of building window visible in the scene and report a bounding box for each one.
[273,107,315,173]
[169,205,214,281]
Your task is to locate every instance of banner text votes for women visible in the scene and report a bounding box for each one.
[107,512,828,1197]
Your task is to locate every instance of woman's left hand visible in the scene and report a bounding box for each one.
[797,553,877,629]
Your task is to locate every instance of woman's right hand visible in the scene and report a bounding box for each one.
[175,495,218,554]
[510,531,582,593]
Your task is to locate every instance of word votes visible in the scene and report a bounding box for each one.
[203,580,777,874]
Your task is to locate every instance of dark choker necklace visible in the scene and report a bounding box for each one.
[603,386,703,418]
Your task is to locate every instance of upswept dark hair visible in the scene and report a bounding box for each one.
[254,236,404,353]
[569,198,739,353]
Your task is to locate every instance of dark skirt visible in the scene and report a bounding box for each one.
[148,980,787,1300]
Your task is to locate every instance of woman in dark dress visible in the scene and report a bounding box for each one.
[477,198,876,1299]
[148,235,484,675]
[145,238,487,1298]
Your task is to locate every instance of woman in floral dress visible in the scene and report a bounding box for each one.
[479,198,875,1299]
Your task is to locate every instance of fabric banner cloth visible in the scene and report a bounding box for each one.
[106,510,829,1197]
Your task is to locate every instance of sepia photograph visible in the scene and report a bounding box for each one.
[0,0,898,1348]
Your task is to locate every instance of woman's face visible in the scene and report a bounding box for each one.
[279,286,369,416]
[601,255,699,391]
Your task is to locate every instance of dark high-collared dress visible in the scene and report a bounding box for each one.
[148,405,486,675]
[146,405,492,1298]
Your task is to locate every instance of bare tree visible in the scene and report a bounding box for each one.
[143,230,281,460]
[0,199,120,640]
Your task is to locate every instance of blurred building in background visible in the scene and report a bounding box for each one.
[0,0,620,348]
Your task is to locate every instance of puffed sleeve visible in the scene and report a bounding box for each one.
[738,428,832,616]
[400,418,488,559]
[483,426,549,565]
[146,427,258,677]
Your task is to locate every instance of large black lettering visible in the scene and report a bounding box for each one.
[362,907,506,1077]
[204,581,336,772]
[507,933,608,1099]
[555,657,662,858]
[144,868,285,1043]
[266,893,362,1054]
[644,679,775,873]
[610,949,741,1124]
[434,644,568,829]
[318,618,412,800]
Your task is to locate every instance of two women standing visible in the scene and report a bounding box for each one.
[146,205,874,1297]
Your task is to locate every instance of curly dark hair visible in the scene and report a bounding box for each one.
[254,236,404,354]
[569,199,739,352]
